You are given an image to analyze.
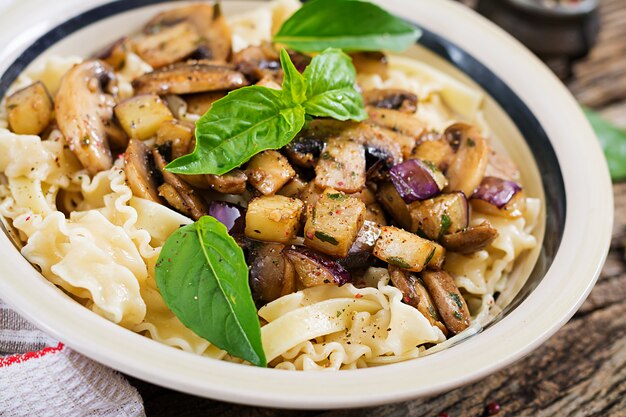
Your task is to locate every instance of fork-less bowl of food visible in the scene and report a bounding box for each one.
[0,0,611,408]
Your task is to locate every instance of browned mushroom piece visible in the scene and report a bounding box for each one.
[248,243,296,304]
[388,265,448,335]
[232,42,282,83]
[124,139,163,203]
[292,119,404,166]
[94,37,129,70]
[205,170,248,195]
[367,107,426,140]
[350,51,388,79]
[363,89,418,113]
[421,270,471,335]
[132,22,201,68]
[152,149,209,220]
[440,221,498,254]
[132,61,248,95]
[55,60,122,175]
[411,134,455,172]
[155,119,194,160]
[157,183,191,217]
[485,149,521,182]
[184,91,228,116]
[143,3,232,62]
[444,123,490,197]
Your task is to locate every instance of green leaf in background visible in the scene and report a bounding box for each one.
[280,49,307,105]
[584,107,626,181]
[166,86,306,176]
[303,48,368,121]
[155,216,267,367]
[273,0,421,53]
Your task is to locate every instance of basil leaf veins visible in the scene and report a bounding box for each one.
[166,48,365,176]
[155,216,267,367]
[165,86,305,176]
[303,48,368,121]
[273,0,421,53]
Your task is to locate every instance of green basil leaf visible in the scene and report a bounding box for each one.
[302,48,368,121]
[280,48,307,105]
[583,107,626,181]
[166,86,306,175]
[155,216,267,367]
[273,0,421,52]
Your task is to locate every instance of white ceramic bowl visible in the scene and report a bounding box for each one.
[0,0,612,409]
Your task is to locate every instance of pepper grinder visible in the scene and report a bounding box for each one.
[475,0,600,79]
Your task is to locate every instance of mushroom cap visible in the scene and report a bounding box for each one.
[55,60,118,175]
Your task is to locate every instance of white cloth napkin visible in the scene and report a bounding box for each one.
[0,300,146,416]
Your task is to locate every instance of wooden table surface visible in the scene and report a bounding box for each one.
[130,1,626,415]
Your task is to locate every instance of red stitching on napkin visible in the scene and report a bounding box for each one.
[0,342,64,367]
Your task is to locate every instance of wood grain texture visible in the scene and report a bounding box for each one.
[130,1,626,415]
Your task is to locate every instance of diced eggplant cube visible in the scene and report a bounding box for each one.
[245,195,303,243]
[389,159,447,204]
[373,226,438,273]
[6,82,53,135]
[427,242,446,270]
[376,182,412,230]
[315,139,366,193]
[115,94,173,140]
[304,188,366,258]
[246,150,295,195]
[409,192,469,241]
[411,138,454,171]
[471,176,526,218]
[365,203,387,225]
[156,119,194,160]
[277,176,308,198]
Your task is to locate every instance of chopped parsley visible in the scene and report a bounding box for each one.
[315,231,339,245]
[387,256,411,269]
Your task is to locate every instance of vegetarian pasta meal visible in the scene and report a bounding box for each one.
[0,0,539,369]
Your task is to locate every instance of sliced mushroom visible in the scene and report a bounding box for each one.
[157,183,191,217]
[152,149,209,220]
[184,91,228,115]
[367,107,426,141]
[132,21,201,68]
[249,243,296,304]
[421,270,471,335]
[485,149,521,182]
[132,61,248,95]
[155,119,194,160]
[205,169,248,195]
[388,265,448,335]
[93,37,129,69]
[444,123,490,197]
[124,139,162,203]
[411,134,455,172]
[296,119,404,165]
[350,51,388,79]
[232,42,281,83]
[55,60,119,175]
[144,3,232,62]
[363,89,418,113]
[284,135,325,168]
[441,221,498,254]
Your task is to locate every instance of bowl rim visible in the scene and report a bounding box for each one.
[0,0,612,409]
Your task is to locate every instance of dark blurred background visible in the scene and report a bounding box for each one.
[457,0,600,80]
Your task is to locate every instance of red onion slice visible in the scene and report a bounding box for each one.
[389,159,447,203]
[208,201,245,234]
[472,176,522,209]
[284,246,351,287]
